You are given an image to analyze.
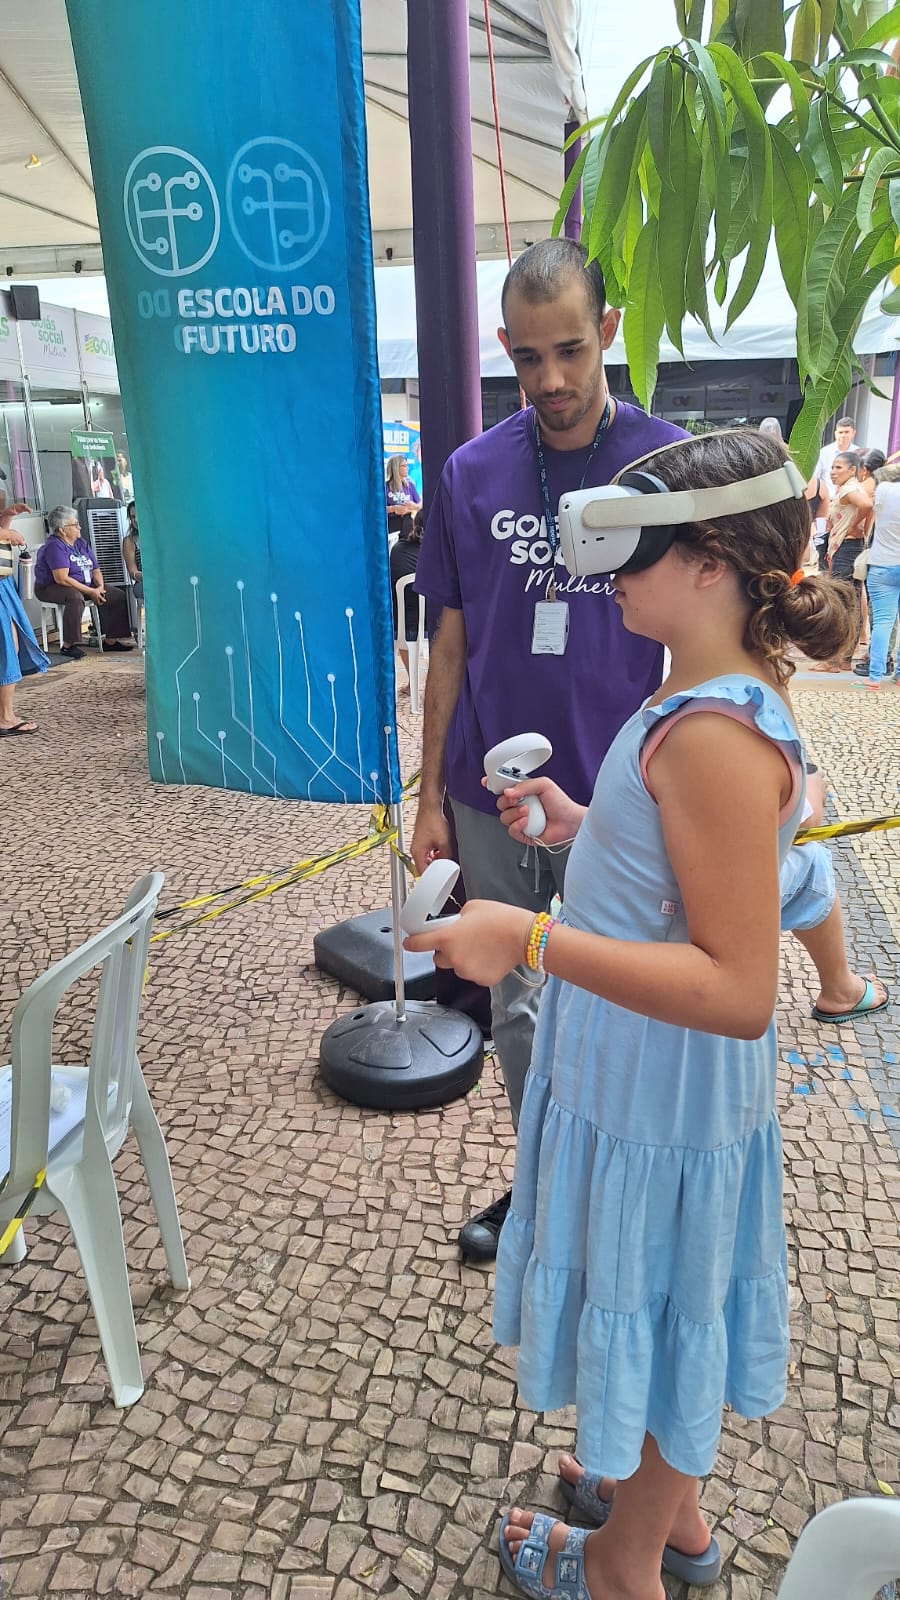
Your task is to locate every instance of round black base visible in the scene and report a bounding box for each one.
[319,1000,484,1111]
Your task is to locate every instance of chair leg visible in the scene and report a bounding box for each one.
[130,1069,190,1291]
[92,604,104,653]
[0,1224,27,1264]
[409,641,421,716]
[50,1161,144,1407]
[40,608,49,653]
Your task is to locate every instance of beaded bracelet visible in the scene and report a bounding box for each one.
[525,912,557,974]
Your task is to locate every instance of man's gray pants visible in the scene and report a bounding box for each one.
[450,799,569,1128]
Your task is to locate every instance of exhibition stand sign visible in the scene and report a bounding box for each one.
[70,430,122,502]
[66,0,401,804]
[382,420,423,498]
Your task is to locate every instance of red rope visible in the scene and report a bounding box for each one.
[482,0,513,267]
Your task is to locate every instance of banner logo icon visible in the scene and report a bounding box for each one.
[124,146,220,276]
[226,137,331,270]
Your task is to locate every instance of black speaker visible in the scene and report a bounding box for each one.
[9,285,41,321]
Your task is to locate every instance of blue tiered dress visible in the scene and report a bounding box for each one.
[493,676,806,1480]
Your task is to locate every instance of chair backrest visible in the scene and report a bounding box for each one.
[5,873,164,1196]
[777,1497,900,1600]
[394,573,426,645]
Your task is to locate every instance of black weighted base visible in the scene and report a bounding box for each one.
[319,1000,483,1110]
[313,907,436,1002]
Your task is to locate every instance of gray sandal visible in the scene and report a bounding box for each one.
[560,1472,722,1587]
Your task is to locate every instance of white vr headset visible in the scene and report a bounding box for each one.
[557,460,807,578]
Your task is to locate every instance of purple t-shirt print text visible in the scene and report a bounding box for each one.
[35,536,95,588]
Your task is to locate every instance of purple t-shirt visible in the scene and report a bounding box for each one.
[386,481,421,512]
[415,403,687,814]
[35,536,95,588]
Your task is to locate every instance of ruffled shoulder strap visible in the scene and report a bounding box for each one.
[639,676,804,825]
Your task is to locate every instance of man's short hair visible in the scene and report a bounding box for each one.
[501,238,606,329]
[836,416,855,429]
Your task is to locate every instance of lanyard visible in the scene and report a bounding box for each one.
[533,397,613,578]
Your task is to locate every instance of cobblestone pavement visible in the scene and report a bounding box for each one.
[0,656,898,1600]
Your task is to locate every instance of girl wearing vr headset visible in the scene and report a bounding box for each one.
[406,429,859,1600]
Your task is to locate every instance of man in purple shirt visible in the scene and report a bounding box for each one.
[412,239,685,1259]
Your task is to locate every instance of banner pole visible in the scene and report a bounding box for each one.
[389,802,408,1024]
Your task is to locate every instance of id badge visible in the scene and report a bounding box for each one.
[531,600,569,655]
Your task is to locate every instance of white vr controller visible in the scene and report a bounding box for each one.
[399,859,461,936]
[483,733,553,839]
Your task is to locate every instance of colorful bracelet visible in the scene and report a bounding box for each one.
[525,912,557,974]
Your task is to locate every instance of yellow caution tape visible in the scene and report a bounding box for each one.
[0,1167,47,1255]
[795,814,900,844]
[150,769,422,943]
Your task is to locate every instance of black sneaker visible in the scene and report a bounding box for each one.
[59,645,85,660]
[855,654,895,676]
[458,1189,512,1261]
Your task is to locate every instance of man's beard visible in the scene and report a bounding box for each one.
[532,370,603,434]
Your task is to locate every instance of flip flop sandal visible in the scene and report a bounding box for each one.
[0,721,38,737]
[559,1474,722,1586]
[811,977,890,1025]
[498,1513,597,1600]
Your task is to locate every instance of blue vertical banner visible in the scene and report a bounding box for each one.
[65,0,401,805]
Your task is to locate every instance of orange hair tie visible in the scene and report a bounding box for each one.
[789,569,804,587]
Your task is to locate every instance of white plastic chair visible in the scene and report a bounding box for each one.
[39,598,104,654]
[777,1497,900,1599]
[0,872,190,1407]
[395,573,427,715]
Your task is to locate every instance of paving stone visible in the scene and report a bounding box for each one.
[1,664,898,1599]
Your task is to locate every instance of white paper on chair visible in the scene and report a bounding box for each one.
[0,1067,117,1185]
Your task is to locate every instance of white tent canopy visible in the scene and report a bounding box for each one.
[0,0,597,275]
[2,0,897,370]
[375,252,900,378]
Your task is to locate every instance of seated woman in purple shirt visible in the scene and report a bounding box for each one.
[385,455,421,539]
[34,505,134,657]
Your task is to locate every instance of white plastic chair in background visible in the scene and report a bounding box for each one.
[0,872,190,1407]
[776,1497,900,1599]
[39,598,104,654]
[394,573,427,715]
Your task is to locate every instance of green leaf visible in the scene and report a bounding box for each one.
[796,186,862,380]
[856,2,900,48]
[771,126,812,299]
[789,353,854,476]
[550,140,590,238]
[623,219,666,408]
[657,99,702,352]
[684,39,728,161]
[890,177,900,232]
[648,56,678,187]
[817,0,837,60]
[717,156,753,274]
[805,97,844,203]
[675,0,707,40]
[791,0,819,64]
[581,138,602,226]
[882,280,900,312]
[566,52,657,150]
[864,74,900,110]
[733,0,786,57]
[836,47,900,70]
[706,45,774,326]
[753,49,811,136]
[587,100,647,263]
[710,0,731,42]
[857,146,898,233]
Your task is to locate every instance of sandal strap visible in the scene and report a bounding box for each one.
[512,1514,591,1597]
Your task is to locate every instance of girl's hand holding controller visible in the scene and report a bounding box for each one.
[403,899,534,985]
[488,776,587,846]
